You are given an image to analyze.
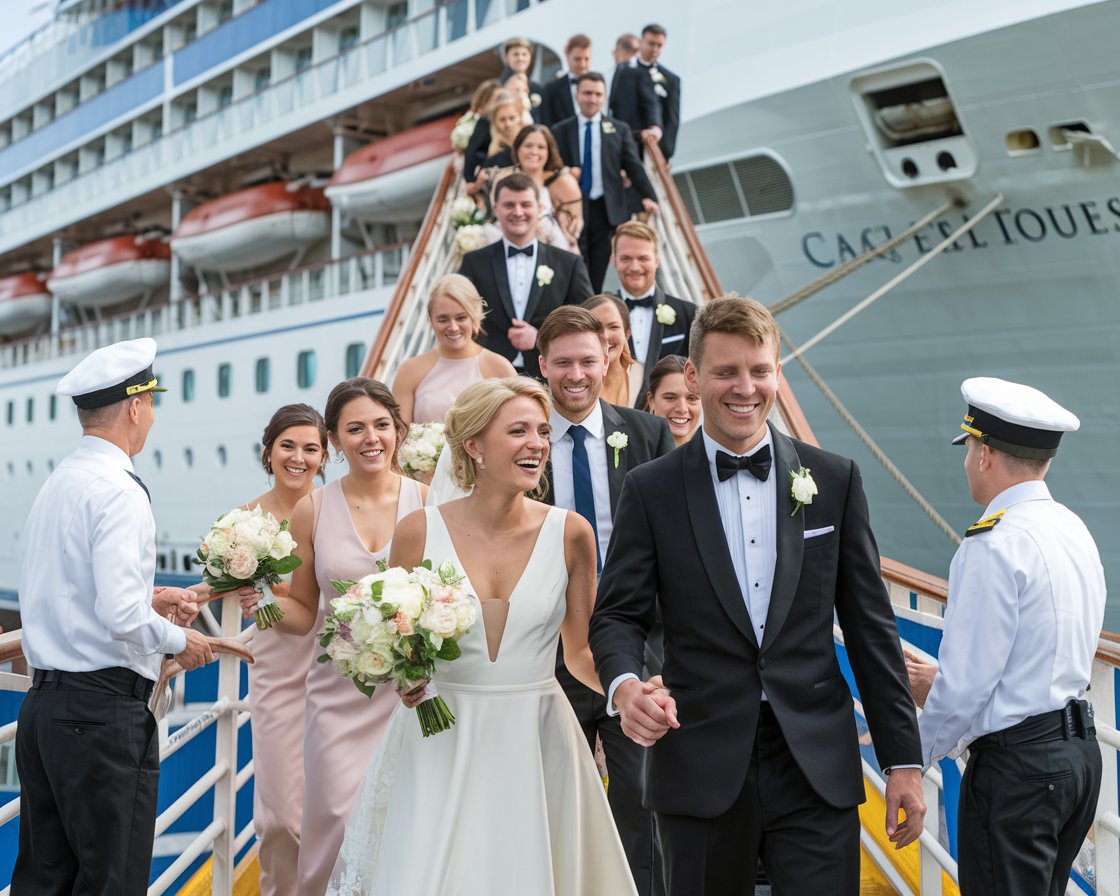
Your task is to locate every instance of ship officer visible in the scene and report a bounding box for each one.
[12,338,213,896]
[908,377,1106,896]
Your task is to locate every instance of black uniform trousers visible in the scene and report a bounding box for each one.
[12,668,160,896]
[557,662,664,896]
[959,707,1101,896]
[580,196,614,294]
[657,703,859,896]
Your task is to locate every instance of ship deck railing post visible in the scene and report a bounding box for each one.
[1093,661,1119,895]
[209,592,242,894]
[919,773,941,893]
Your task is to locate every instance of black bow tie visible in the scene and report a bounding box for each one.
[569,76,579,85]
[715,445,772,482]
[624,294,655,309]
[507,244,534,258]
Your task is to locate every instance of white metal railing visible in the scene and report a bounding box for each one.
[0,243,406,370]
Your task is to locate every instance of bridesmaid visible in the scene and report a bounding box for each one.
[644,354,701,445]
[583,294,639,407]
[392,274,515,425]
[244,378,426,896]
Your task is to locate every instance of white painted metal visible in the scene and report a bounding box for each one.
[171,210,330,272]
[46,259,171,309]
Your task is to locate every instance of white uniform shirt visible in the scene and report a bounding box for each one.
[918,480,1106,766]
[18,435,187,680]
[575,112,604,200]
[549,402,613,562]
[503,237,538,368]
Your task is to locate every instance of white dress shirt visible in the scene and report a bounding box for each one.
[549,401,613,562]
[918,480,1106,767]
[575,112,604,200]
[502,237,538,367]
[18,435,187,680]
[621,288,656,367]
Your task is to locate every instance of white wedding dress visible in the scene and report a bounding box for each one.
[326,505,638,896]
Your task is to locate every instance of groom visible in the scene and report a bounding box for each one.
[589,297,925,894]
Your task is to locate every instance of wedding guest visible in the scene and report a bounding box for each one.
[634,24,681,160]
[542,33,592,127]
[505,72,540,126]
[608,33,662,153]
[583,294,637,408]
[393,274,516,425]
[644,355,701,445]
[499,36,544,116]
[240,378,426,896]
[464,90,524,187]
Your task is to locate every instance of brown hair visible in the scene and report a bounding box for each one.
[611,220,659,256]
[261,403,328,478]
[644,354,689,410]
[323,377,408,473]
[493,170,540,202]
[503,37,534,57]
[642,23,668,38]
[688,295,780,368]
[537,306,606,360]
[564,34,591,54]
[576,71,607,88]
[614,34,639,54]
[512,124,565,172]
[470,78,501,114]
[582,293,631,334]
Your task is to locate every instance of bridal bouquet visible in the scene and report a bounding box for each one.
[399,422,445,478]
[196,506,301,629]
[450,196,487,229]
[320,560,476,736]
[450,110,478,151]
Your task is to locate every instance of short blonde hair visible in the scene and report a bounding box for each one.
[611,220,659,256]
[445,377,551,492]
[428,273,485,338]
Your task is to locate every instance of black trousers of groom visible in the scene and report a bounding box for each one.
[580,197,614,294]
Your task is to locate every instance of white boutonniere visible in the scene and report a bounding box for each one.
[655,303,676,326]
[530,92,542,108]
[654,83,669,99]
[650,67,666,84]
[789,467,818,517]
[601,120,616,135]
[536,265,554,287]
[606,431,628,469]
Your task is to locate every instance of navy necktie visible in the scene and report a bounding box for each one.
[715,444,772,483]
[126,470,151,503]
[568,425,601,572]
[580,121,593,197]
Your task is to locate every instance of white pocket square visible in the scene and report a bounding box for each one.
[661,334,685,343]
[803,526,835,539]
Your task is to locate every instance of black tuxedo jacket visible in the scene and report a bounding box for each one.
[636,61,681,159]
[608,63,662,139]
[541,75,577,128]
[589,426,921,818]
[457,241,592,372]
[551,115,656,228]
[618,288,696,407]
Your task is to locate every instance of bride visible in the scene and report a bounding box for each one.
[327,377,638,895]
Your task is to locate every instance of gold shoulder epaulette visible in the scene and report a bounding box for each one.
[965,509,1005,537]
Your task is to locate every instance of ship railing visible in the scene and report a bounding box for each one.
[0,592,256,895]
[0,242,407,370]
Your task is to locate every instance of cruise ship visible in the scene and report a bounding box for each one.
[0,0,1117,893]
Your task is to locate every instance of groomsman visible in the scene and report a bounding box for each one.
[590,297,925,895]
[610,221,695,407]
[541,34,591,128]
[537,306,674,896]
[552,73,659,292]
[457,172,592,375]
[634,24,681,160]
[498,36,544,121]
[608,33,663,157]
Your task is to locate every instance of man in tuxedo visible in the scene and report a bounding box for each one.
[634,24,681,160]
[608,33,663,158]
[589,297,926,895]
[537,306,674,896]
[610,221,695,407]
[458,173,592,375]
[541,34,591,128]
[552,73,659,293]
[499,37,544,121]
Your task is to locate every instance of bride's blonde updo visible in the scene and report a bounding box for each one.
[445,377,551,490]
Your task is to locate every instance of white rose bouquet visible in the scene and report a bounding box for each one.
[196,506,301,629]
[450,110,478,151]
[399,422,446,478]
[454,224,488,256]
[450,196,487,229]
[320,560,476,736]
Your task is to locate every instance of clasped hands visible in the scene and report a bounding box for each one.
[614,675,679,747]
[152,586,199,626]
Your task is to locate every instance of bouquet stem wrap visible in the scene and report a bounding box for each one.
[254,578,285,630]
[413,682,455,737]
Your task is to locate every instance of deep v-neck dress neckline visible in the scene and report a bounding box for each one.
[341,476,403,556]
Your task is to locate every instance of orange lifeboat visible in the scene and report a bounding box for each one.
[0,272,52,336]
[171,182,330,272]
[326,115,456,220]
[47,235,171,309]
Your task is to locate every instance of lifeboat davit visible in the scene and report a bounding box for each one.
[326,115,456,220]
[0,272,52,336]
[47,236,171,309]
[171,182,330,272]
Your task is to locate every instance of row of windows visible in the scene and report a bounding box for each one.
[3,342,366,425]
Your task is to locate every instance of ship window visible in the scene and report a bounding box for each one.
[672,153,794,226]
[49,394,57,420]
[386,2,408,29]
[26,460,33,476]
[158,553,167,570]
[182,554,192,573]
[217,363,232,398]
[253,442,262,463]
[184,447,194,468]
[217,445,227,466]
[1006,129,1041,155]
[254,67,270,91]
[154,449,162,468]
[182,369,195,402]
[345,343,365,378]
[5,401,12,425]
[733,156,796,217]
[255,357,270,393]
[25,397,33,423]
[295,47,313,73]
[218,86,233,109]
[6,462,12,477]
[297,351,316,389]
[47,459,54,472]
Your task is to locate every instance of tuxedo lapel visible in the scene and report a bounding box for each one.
[760,426,805,653]
[489,247,516,321]
[682,436,758,647]
[600,401,627,513]
[643,286,667,370]
[522,246,545,322]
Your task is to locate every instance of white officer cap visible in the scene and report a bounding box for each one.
[56,337,167,410]
[951,376,1079,459]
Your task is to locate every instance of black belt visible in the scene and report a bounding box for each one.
[32,667,155,703]
[971,700,1094,751]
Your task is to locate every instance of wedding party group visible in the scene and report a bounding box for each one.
[11,24,1107,896]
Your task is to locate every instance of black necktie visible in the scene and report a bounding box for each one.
[624,294,654,310]
[127,470,151,503]
[715,445,772,482]
[507,244,533,258]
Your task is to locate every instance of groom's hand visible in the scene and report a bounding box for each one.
[614,678,680,746]
[884,768,926,849]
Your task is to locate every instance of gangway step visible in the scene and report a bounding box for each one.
[174,847,260,896]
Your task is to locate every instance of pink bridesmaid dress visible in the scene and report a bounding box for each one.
[411,354,484,425]
[296,476,425,896]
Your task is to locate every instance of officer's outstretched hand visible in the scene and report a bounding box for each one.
[175,629,215,671]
